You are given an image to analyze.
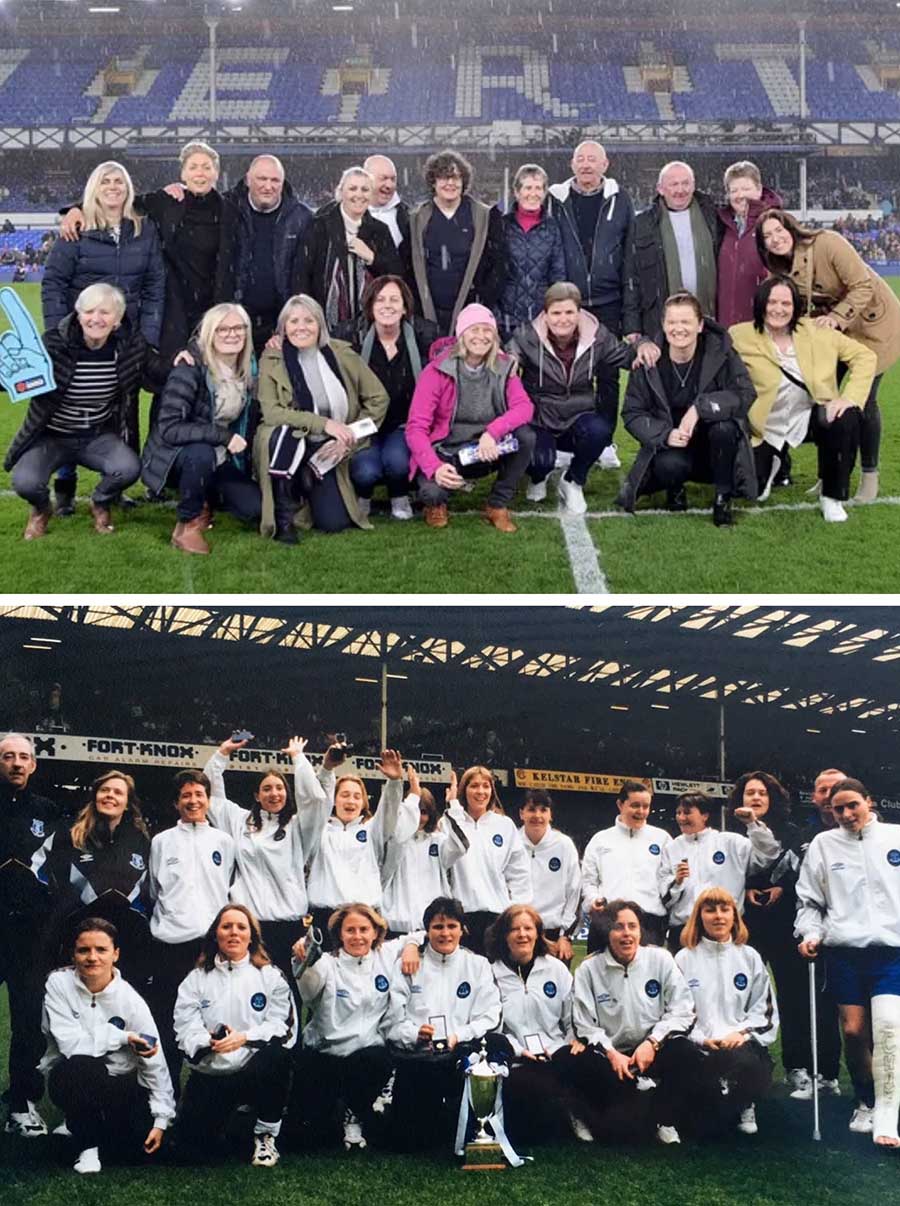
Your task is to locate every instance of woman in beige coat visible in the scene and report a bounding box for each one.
[253,294,388,542]
[757,209,900,501]
[730,276,876,523]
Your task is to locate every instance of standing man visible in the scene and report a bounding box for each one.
[364,154,409,251]
[581,780,671,949]
[623,161,721,340]
[548,140,637,469]
[0,732,58,1137]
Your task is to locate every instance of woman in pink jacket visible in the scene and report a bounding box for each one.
[405,303,534,532]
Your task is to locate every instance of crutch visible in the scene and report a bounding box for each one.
[809,959,821,1141]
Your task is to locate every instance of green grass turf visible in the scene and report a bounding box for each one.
[2,281,899,594]
[2,965,898,1206]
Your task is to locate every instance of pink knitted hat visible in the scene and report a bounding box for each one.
[455,303,497,337]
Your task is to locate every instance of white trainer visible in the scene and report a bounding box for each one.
[569,1113,594,1141]
[525,479,548,502]
[343,1109,367,1150]
[757,454,781,503]
[849,1104,875,1133]
[53,1121,72,1136]
[74,1147,101,1175]
[558,476,587,515]
[372,1072,395,1114]
[390,496,413,521]
[787,1068,813,1098]
[821,495,848,522]
[656,1124,680,1144]
[599,443,621,470]
[819,1077,841,1096]
[5,1101,47,1138]
[251,1133,279,1167]
[738,1105,758,1135]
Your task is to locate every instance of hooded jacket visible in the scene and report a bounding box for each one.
[675,937,779,1046]
[507,308,645,434]
[547,175,636,312]
[616,319,758,512]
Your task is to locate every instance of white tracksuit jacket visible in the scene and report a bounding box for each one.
[520,827,581,933]
[204,749,329,922]
[387,943,501,1049]
[306,777,419,911]
[581,820,671,918]
[148,821,237,943]
[298,945,399,1056]
[381,822,469,933]
[658,822,781,926]
[444,801,532,914]
[675,937,779,1046]
[573,944,695,1052]
[795,817,900,948]
[39,967,176,1129]
[174,953,296,1075]
[491,953,574,1056]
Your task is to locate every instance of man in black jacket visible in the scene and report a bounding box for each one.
[364,154,409,252]
[0,732,58,1137]
[623,161,721,340]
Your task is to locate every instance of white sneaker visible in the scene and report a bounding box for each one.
[738,1105,758,1135]
[849,1104,875,1133]
[372,1072,395,1114]
[53,1121,72,1136]
[74,1147,101,1175]
[787,1068,813,1098]
[343,1109,367,1150]
[357,497,372,518]
[390,496,413,521]
[819,1077,841,1096]
[656,1124,680,1145]
[558,476,587,515]
[791,1073,841,1100]
[757,454,781,503]
[5,1101,47,1137]
[719,1077,731,1097]
[554,451,573,472]
[821,495,848,523]
[569,1113,593,1142]
[251,1133,279,1167]
[599,443,621,470]
[525,479,547,502]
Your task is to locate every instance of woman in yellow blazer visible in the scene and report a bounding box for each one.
[756,209,900,501]
[730,276,876,523]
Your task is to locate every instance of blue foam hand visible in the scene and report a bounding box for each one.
[0,287,55,401]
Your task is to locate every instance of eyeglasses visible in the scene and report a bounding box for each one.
[215,324,247,337]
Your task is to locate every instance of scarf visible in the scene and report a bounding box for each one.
[360,320,423,380]
[282,341,349,424]
[659,200,717,318]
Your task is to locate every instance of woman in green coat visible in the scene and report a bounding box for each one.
[253,294,388,542]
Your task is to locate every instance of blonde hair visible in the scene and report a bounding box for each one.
[81,161,142,236]
[179,140,220,172]
[276,293,330,348]
[333,774,372,821]
[452,328,500,373]
[195,303,253,386]
[328,902,388,950]
[335,166,374,203]
[71,770,148,851]
[681,887,749,948]
[458,765,504,815]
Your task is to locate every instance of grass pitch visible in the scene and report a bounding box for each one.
[2,282,899,594]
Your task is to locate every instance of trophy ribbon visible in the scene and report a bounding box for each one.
[454,1048,524,1168]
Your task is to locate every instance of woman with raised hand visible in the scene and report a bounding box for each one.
[141,302,260,554]
[675,887,778,1138]
[306,746,420,944]
[572,899,698,1145]
[486,904,594,1144]
[202,732,329,984]
[39,917,175,1176]
[443,765,532,954]
[757,206,900,502]
[173,904,296,1169]
[292,902,399,1152]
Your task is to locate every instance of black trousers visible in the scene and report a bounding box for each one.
[836,364,881,471]
[693,1043,773,1133]
[417,425,536,510]
[48,1056,153,1154]
[495,1043,596,1145]
[260,919,303,1008]
[177,1043,292,1148]
[754,406,860,501]
[649,420,741,497]
[460,910,500,957]
[146,937,203,1091]
[0,918,47,1109]
[292,1045,392,1131]
[586,301,623,438]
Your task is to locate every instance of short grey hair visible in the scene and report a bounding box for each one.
[0,732,35,756]
[75,282,126,321]
[276,293,330,347]
[657,160,694,188]
[513,163,549,193]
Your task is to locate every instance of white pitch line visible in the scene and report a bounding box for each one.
[558,512,609,594]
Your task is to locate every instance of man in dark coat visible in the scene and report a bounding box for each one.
[623,161,722,340]
[226,155,314,355]
[364,154,410,252]
[0,733,58,1137]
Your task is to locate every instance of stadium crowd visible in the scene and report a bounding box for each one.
[3,138,899,544]
[2,728,898,1173]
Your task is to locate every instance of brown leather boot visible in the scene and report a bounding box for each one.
[89,501,115,533]
[483,504,517,533]
[424,504,449,528]
[198,502,214,530]
[171,515,210,554]
[23,506,51,541]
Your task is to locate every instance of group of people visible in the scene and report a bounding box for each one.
[2,727,899,1175]
[4,140,897,546]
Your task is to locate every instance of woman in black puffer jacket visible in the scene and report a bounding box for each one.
[142,303,259,555]
[496,164,566,341]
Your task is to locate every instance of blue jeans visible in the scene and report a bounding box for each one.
[172,443,261,524]
[529,412,613,486]
[12,432,140,508]
[349,428,410,499]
